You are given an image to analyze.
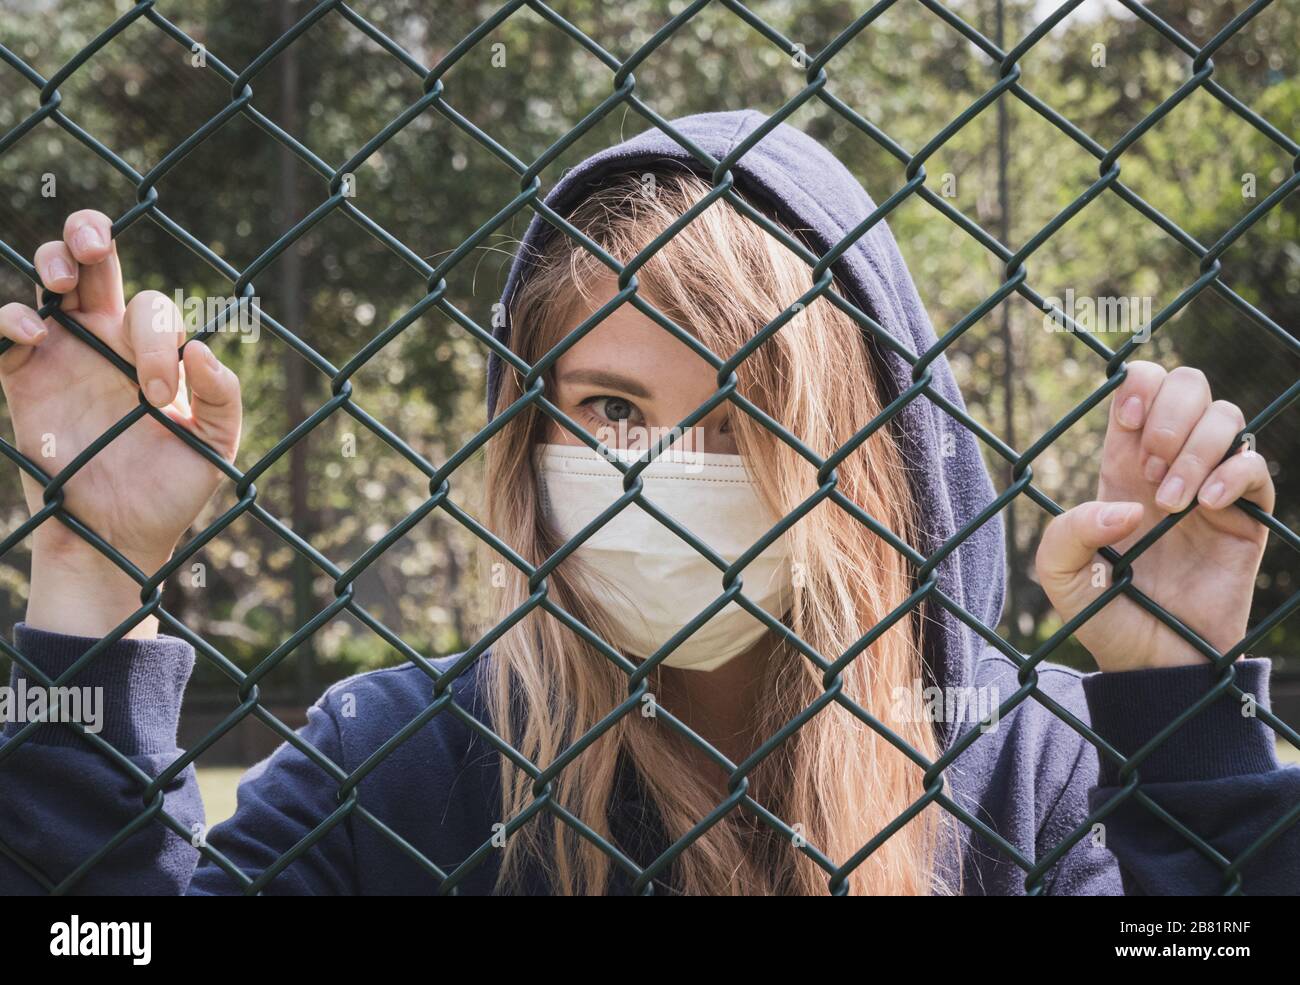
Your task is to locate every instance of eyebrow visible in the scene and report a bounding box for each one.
[556,368,652,399]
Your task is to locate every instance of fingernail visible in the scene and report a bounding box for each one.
[1155,474,1185,510]
[201,342,220,370]
[48,257,74,283]
[1143,456,1168,483]
[1101,503,1135,527]
[75,225,105,253]
[1200,480,1225,508]
[144,378,170,407]
[1118,396,1144,428]
[18,315,46,341]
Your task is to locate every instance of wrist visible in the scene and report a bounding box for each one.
[27,531,164,638]
[1089,621,1251,674]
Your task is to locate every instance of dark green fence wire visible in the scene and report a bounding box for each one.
[1,0,1299,896]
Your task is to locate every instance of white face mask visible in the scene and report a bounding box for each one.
[535,443,793,672]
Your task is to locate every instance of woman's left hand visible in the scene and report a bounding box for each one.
[1035,360,1274,673]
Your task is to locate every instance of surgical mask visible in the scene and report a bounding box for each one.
[535,443,793,672]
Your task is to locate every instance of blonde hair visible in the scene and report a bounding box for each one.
[482,169,951,895]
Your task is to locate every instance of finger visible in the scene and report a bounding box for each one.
[1198,448,1275,515]
[1139,366,1211,487]
[1036,500,1145,589]
[0,302,51,374]
[177,340,241,462]
[172,357,192,418]
[0,302,50,346]
[123,290,185,408]
[1154,399,1246,513]
[1101,361,1166,487]
[1108,360,1166,432]
[62,210,124,316]
[33,240,79,297]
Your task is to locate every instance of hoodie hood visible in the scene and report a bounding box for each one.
[488,109,1005,747]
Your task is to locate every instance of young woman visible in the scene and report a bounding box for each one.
[1,110,1296,895]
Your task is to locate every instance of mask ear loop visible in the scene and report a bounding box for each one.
[536,462,553,518]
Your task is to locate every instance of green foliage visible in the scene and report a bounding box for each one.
[0,0,1296,697]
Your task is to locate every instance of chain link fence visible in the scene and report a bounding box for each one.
[1,0,1298,895]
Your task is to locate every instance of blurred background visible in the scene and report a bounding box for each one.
[1,0,1298,811]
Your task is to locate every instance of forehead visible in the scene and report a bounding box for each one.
[554,287,705,380]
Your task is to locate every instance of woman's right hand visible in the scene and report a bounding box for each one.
[0,210,243,638]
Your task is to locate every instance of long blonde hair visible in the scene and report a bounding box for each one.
[482,169,951,895]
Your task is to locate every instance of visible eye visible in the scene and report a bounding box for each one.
[581,395,644,426]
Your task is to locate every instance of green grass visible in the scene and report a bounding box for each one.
[195,767,245,827]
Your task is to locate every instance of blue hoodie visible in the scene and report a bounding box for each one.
[2,111,1297,895]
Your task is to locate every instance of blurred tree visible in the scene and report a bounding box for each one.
[0,0,1295,699]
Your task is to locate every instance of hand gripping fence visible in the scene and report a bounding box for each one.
[1,0,1299,897]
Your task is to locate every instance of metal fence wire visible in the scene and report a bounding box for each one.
[2,0,1299,897]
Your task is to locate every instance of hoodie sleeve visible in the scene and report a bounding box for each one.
[1046,657,1300,895]
[0,624,355,895]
